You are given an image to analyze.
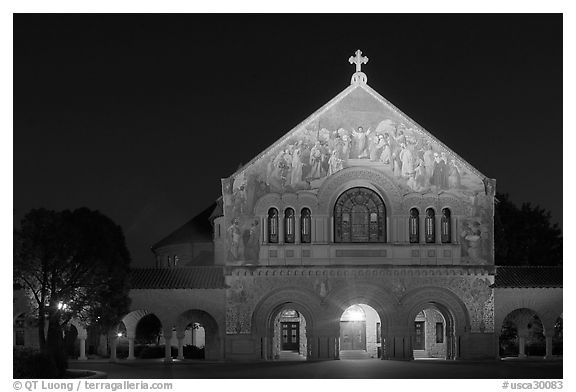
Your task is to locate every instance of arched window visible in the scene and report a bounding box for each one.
[285,208,295,243]
[268,208,279,243]
[425,208,436,243]
[441,208,451,243]
[334,187,386,243]
[301,208,311,243]
[409,208,420,243]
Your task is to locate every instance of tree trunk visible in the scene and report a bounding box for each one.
[45,311,68,377]
[37,306,46,351]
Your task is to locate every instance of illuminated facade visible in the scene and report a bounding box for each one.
[14,51,562,363]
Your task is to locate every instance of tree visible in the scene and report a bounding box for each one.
[14,208,131,375]
[495,193,562,266]
[135,314,162,345]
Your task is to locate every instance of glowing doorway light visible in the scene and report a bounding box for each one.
[341,305,366,321]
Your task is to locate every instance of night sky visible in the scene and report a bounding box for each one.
[13,14,562,267]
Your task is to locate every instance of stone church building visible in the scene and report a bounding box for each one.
[14,51,562,363]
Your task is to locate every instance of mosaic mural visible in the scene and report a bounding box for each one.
[225,273,494,335]
[221,87,488,264]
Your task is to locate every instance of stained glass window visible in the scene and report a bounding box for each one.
[268,208,278,243]
[285,208,295,243]
[409,208,419,243]
[425,208,436,243]
[334,187,386,243]
[441,208,451,243]
[301,208,311,243]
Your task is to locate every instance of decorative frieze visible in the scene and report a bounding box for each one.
[225,266,495,335]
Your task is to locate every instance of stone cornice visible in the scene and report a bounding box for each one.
[225,265,495,278]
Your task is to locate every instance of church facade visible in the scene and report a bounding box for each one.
[14,51,562,363]
[212,50,496,360]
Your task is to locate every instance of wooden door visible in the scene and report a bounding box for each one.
[340,321,366,350]
[414,321,425,350]
[281,322,299,351]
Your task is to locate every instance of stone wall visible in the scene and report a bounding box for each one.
[225,265,496,360]
[424,309,446,358]
[358,304,381,358]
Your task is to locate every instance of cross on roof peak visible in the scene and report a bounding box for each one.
[348,49,369,85]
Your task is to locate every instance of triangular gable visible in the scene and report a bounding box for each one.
[358,83,487,181]
[224,81,487,197]
[227,83,358,180]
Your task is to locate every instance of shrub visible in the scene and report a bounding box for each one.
[183,345,205,359]
[14,347,59,379]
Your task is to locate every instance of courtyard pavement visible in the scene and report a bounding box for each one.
[68,358,563,379]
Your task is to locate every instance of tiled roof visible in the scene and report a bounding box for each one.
[492,266,562,288]
[151,203,217,250]
[129,267,226,289]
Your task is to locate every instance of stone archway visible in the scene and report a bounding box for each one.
[68,319,88,360]
[412,307,448,359]
[113,309,163,361]
[251,287,321,360]
[271,307,308,360]
[499,308,546,358]
[175,309,222,360]
[323,281,396,360]
[400,287,471,360]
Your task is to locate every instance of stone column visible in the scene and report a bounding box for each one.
[109,335,117,362]
[544,332,554,360]
[78,337,87,360]
[453,334,460,360]
[163,328,173,363]
[262,216,268,244]
[177,332,185,360]
[295,215,301,243]
[330,216,334,243]
[419,215,425,243]
[436,214,442,244]
[278,216,285,244]
[335,336,340,359]
[127,337,135,360]
[518,333,527,358]
[306,334,317,360]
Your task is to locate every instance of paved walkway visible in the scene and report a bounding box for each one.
[69,358,563,379]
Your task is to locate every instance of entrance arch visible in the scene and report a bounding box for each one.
[114,309,164,361]
[412,307,447,359]
[175,309,222,360]
[499,308,545,358]
[402,287,471,360]
[323,282,395,360]
[339,304,382,359]
[272,308,308,360]
[252,288,320,360]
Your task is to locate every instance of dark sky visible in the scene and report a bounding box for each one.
[14,14,562,267]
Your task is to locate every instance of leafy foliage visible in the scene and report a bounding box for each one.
[14,208,131,373]
[13,347,59,378]
[495,193,562,266]
[135,314,162,345]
